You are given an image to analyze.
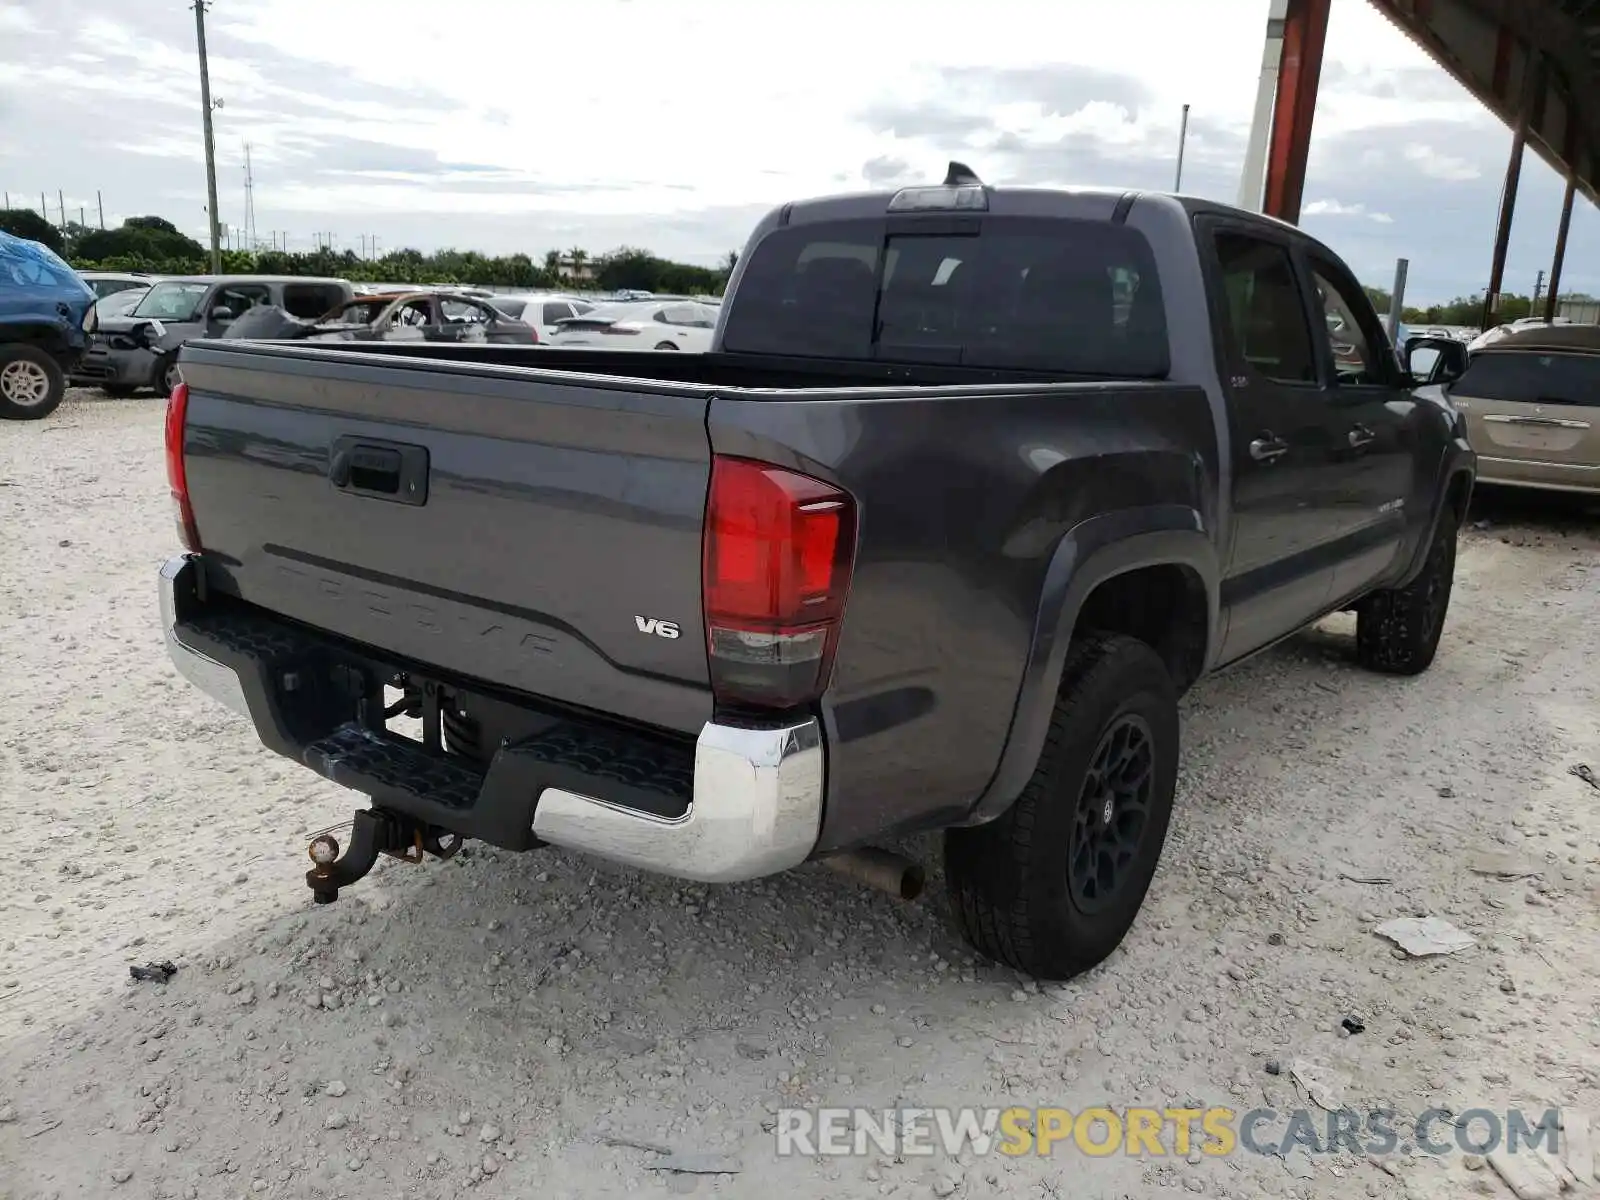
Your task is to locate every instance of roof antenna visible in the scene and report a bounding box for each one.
[944,161,983,187]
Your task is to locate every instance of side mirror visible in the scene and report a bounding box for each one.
[209,305,236,324]
[131,320,167,348]
[1403,335,1467,385]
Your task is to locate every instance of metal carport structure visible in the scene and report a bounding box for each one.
[1239,0,1600,326]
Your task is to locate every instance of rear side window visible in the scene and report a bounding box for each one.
[540,301,572,324]
[721,217,1169,375]
[281,283,346,319]
[1211,232,1316,385]
[1452,351,1600,407]
[491,298,527,318]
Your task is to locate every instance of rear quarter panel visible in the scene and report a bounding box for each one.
[708,382,1218,851]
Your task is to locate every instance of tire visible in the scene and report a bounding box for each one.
[152,356,181,397]
[0,344,67,420]
[944,633,1180,980]
[1354,508,1459,675]
[654,341,679,351]
[101,384,139,398]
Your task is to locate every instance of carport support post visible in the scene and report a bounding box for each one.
[1260,0,1332,224]
[1387,258,1408,345]
[1481,55,1546,331]
[1544,175,1576,324]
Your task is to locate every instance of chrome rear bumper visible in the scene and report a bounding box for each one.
[532,721,822,882]
[159,554,823,882]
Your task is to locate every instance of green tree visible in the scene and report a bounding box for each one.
[61,210,722,296]
[0,207,64,253]
[76,218,205,265]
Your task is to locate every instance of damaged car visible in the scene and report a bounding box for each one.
[222,290,539,346]
[78,275,353,396]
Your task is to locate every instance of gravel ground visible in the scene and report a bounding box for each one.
[2,390,1598,1200]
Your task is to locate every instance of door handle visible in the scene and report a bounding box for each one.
[1347,424,1376,449]
[1249,435,1289,462]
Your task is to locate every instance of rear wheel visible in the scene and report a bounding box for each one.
[1354,509,1459,675]
[0,345,66,420]
[654,341,678,351]
[944,633,1179,980]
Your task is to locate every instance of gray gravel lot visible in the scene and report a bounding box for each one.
[2,390,1597,1199]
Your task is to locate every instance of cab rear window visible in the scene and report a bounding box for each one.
[1452,351,1600,407]
[720,216,1168,376]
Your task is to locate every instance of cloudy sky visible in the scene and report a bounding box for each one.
[1,0,1595,303]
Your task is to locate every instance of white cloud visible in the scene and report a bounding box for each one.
[1402,144,1482,182]
[0,3,38,33]
[1303,199,1396,223]
[0,0,1594,301]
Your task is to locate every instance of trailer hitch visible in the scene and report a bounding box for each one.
[306,809,463,904]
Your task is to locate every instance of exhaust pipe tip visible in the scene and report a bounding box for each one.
[822,847,925,901]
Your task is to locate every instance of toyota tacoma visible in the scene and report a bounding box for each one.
[158,166,1475,979]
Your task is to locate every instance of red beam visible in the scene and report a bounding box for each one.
[1262,0,1333,224]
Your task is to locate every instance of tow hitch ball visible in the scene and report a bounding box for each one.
[306,809,462,904]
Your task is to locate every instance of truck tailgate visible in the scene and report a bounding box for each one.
[176,341,716,735]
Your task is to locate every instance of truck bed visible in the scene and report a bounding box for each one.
[175,336,1219,845]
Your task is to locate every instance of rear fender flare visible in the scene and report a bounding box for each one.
[962,506,1220,826]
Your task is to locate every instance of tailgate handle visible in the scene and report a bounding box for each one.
[329,436,429,506]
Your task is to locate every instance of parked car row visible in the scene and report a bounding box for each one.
[3,225,1595,502]
[72,275,354,395]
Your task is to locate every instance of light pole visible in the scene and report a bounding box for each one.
[1174,103,1191,192]
[194,0,223,273]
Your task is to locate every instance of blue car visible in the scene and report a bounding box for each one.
[0,230,94,420]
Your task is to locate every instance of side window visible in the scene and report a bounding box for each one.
[281,284,343,319]
[541,301,573,325]
[1307,259,1385,385]
[1212,232,1316,385]
[396,300,432,326]
[213,285,269,317]
[570,301,595,315]
[661,304,700,326]
[441,299,492,324]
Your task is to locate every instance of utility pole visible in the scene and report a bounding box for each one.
[97,190,105,229]
[1174,103,1191,191]
[243,141,257,250]
[58,189,65,228]
[194,0,223,273]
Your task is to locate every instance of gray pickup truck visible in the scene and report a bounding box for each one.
[159,166,1475,979]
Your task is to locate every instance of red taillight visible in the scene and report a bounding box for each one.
[164,380,201,551]
[702,456,856,709]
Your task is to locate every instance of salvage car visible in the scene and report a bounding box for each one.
[80,275,353,396]
[1439,322,1600,495]
[310,291,538,345]
[547,299,719,351]
[159,164,1475,979]
[0,229,95,419]
[77,270,158,299]
[481,293,596,341]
